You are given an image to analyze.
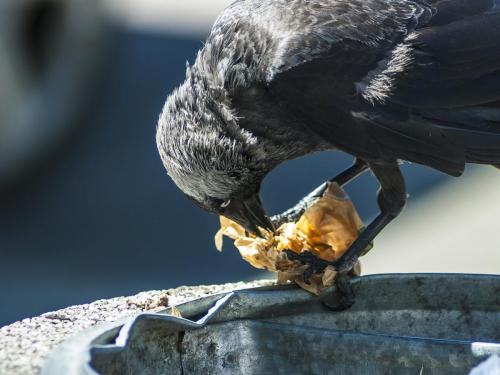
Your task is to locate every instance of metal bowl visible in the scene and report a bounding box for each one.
[43,274,500,374]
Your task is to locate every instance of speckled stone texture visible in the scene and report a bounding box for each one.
[0,280,275,375]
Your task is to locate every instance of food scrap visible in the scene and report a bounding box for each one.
[214,182,366,294]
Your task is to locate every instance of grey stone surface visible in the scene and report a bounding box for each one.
[0,280,275,375]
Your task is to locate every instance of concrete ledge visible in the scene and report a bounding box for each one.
[0,280,275,375]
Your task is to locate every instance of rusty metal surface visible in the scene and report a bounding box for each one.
[42,274,500,375]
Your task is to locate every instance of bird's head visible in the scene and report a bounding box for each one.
[156,76,275,236]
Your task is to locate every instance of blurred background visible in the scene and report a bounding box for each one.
[1,0,499,327]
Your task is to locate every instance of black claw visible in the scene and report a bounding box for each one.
[284,249,316,264]
[302,267,313,284]
[285,249,358,276]
[284,250,358,310]
[322,274,356,311]
[285,250,358,283]
[284,250,337,283]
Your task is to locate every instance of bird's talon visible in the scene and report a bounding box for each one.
[303,268,313,284]
[284,249,333,280]
[323,274,356,311]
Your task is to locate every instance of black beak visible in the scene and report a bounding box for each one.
[223,194,275,237]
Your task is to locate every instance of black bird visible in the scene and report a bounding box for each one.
[157,0,500,274]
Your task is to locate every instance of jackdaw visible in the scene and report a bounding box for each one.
[156,0,500,274]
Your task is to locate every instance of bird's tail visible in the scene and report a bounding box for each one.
[422,103,500,166]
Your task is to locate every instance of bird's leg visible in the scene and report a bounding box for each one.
[286,161,407,275]
[271,158,368,226]
[335,161,407,272]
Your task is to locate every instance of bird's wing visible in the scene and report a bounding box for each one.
[265,0,431,85]
[378,2,500,108]
[263,0,500,175]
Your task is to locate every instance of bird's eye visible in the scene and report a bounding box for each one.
[220,200,231,209]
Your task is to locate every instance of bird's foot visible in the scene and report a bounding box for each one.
[284,249,361,282]
[322,273,356,311]
[284,250,357,311]
[284,250,334,283]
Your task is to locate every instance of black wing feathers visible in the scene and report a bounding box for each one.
[424,0,496,26]
[392,11,500,107]
[264,0,500,175]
